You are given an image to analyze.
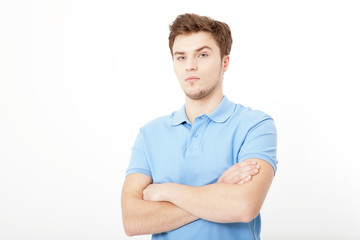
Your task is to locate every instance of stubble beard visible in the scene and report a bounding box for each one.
[184,89,208,100]
[183,81,221,100]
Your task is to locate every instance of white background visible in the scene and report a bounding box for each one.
[1,0,359,239]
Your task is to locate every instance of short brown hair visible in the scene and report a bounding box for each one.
[169,13,232,58]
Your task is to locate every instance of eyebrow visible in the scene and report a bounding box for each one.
[173,45,213,56]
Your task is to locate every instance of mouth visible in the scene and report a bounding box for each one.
[185,76,200,83]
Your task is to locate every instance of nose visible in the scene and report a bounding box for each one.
[186,58,198,71]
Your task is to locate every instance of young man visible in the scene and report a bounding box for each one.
[121,13,277,239]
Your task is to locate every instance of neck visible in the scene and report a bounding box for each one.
[185,90,224,123]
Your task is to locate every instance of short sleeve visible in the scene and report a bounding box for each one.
[237,118,278,174]
[126,128,152,178]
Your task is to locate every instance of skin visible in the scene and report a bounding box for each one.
[122,159,259,236]
[142,159,273,223]
[172,31,229,123]
[121,31,272,236]
[218,159,261,184]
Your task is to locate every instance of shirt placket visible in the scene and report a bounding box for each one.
[186,115,207,153]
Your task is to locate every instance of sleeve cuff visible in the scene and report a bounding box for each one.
[238,153,277,175]
[126,168,153,178]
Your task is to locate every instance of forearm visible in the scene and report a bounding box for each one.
[155,160,274,223]
[122,196,198,236]
[163,183,257,223]
[138,160,273,227]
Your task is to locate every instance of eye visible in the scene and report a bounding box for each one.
[177,56,185,61]
[199,53,208,58]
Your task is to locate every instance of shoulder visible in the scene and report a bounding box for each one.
[143,115,170,128]
[232,104,274,127]
[140,111,175,134]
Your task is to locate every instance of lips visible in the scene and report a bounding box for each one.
[185,76,200,82]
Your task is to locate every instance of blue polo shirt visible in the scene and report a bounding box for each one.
[126,96,277,240]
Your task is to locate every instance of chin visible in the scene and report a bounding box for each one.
[185,90,209,100]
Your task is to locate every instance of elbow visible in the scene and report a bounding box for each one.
[124,229,135,237]
[123,220,134,237]
[240,211,259,223]
[233,206,260,223]
[123,214,150,237]
[122,212,142,237]
[123,220,139,237]
[122,202,142,236]
[124,229,137,237]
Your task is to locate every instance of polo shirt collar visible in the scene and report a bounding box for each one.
[170,105,190,126]
[208,96,236,123]
[170,96,236,126]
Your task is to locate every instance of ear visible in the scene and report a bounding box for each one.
[223,55,230,72]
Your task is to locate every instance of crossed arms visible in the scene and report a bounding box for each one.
[121,159,274,236]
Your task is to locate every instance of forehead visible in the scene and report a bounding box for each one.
[172,31,220,53]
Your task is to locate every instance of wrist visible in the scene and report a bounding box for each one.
[162,183,177,202]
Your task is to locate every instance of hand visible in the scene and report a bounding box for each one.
[143,183,171,202]
[217,159,260,184]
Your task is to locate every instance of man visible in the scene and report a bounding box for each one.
[121,13,277,239]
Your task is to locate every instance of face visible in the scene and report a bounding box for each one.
[172,31,230,100]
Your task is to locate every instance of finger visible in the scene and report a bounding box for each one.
[238,175,252,184]
[235,164,260,174]
[229,168,258,184]
[224,165,259,182]
[219,160,260,184]
[240,175,253,184]
[221,160,257,176]
[217,174,224,183]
